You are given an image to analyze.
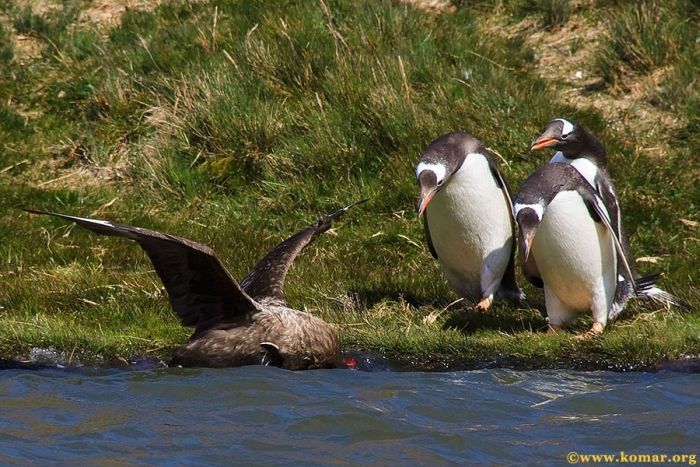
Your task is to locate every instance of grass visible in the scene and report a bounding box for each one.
[0,0,697,370]
[596,1,695,83]
[460,0,571,28]
[0,23,12,62]
[595,0,699,140]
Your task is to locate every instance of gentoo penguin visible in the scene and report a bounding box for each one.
[531,119,615,234]
[514,163,639,336]
[25,200,366,370]
[531,118,689,314]
[416,131,521,310]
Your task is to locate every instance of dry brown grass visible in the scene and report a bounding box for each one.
[399,0,456,13]
[78,0,163,29]
[480,4,687,159]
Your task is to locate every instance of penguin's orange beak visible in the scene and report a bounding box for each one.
[417,188,436,217]
[522,228,536,261]
[531,136,558,151]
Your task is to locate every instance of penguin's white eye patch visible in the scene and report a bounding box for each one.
[555,118,574,138]
[514,203,544,221]
[416,162,447,185]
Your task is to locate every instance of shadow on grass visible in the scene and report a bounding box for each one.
[346,286,444,310]
[443,303,549,335]
[348,282,552,335]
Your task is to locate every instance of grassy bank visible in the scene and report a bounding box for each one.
[0,0,697,370]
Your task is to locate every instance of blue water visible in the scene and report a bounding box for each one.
[1,366,698,464]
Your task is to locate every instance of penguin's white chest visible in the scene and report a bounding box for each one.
[531,191,617,311]
[550,152,598,187]
[425,154,513,295]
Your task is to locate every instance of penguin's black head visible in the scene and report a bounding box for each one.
[416,131,483,216]
[532,119,608,167]
[416,169,442,216]
[531,119,587,154]
[514,205,543,261]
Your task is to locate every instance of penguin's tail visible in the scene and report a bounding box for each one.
[634,273,692,312]
[610,273,692,321]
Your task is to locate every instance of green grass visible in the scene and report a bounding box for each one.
[0,0,697,369]
[596,0,697,89]
[461,0,571,28]
[0,23,13,62]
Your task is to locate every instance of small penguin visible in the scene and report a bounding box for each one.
[416,131,521,310]
[514,163,639,337]
[530,118,689,314]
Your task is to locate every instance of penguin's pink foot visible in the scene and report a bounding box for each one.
[573,322,604,340]
[476,296,493,312]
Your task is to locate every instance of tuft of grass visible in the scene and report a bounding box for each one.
[12,6,50,36]
[0,23,12,62]
[596,0,696,87]
[462,0,571,28]
[0,0,697,369]
[653,36,700,146]
[517,0,571,28]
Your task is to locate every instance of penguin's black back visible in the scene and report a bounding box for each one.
[515,163,592,206]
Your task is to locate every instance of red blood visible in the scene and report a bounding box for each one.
[342,357,358,370]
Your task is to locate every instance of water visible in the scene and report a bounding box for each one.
[1,365,698,464]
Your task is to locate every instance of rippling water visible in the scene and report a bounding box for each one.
[1,364,698,464]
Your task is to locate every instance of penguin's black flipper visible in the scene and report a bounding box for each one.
[485,150,523,300]
[578,190,637,293]
[422,216,438,259]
